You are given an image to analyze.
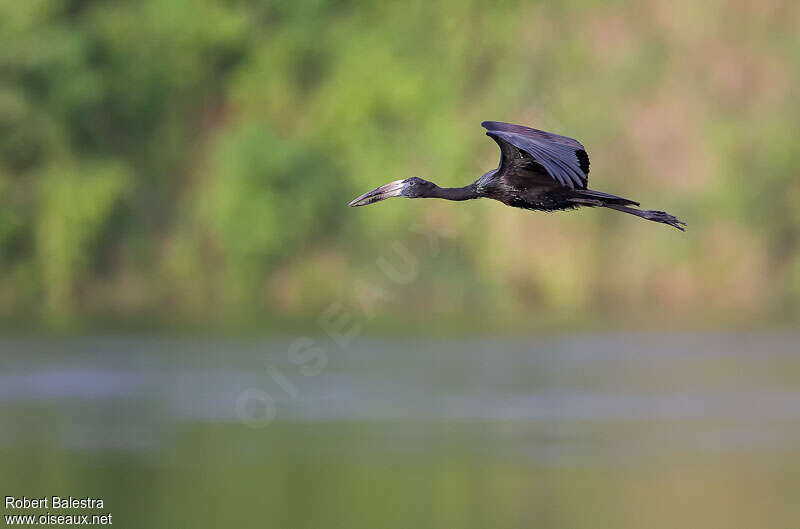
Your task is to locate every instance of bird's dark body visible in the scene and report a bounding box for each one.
[348,121,685,231]
[477,168,580,212]
[506,191,581,212]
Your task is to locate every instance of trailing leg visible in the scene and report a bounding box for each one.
[601,204,686,231]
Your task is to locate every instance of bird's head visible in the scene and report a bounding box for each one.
[348,177,436,207]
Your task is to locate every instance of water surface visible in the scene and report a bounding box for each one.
[2,333,799,528]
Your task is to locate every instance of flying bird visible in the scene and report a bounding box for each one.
[348,121,685,231]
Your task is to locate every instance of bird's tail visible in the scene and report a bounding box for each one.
[572,189,640,206]
[571,189,686,231]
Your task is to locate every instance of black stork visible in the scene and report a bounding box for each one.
[348,121,686,231]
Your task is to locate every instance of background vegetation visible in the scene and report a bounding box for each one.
[1,0,798,331]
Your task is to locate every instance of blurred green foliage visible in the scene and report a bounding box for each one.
[1,0,799,329]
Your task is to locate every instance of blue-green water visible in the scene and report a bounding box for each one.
[2,333,799,528]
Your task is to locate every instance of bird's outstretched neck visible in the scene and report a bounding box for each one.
[429,183,479,201]
[348,178,478,207]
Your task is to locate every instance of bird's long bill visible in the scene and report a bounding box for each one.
[347,180,406,207]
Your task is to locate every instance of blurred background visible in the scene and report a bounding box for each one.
[2,0,800,527]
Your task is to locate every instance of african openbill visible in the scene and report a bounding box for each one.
[348,121,685,231]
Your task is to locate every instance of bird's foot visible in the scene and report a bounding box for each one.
[643,210,687,231]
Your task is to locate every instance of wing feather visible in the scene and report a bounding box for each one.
[482,121,590,190]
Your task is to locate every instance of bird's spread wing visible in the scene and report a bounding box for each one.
[482,121,590,190]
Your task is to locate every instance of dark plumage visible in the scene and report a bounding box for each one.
[348,121,685,231]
